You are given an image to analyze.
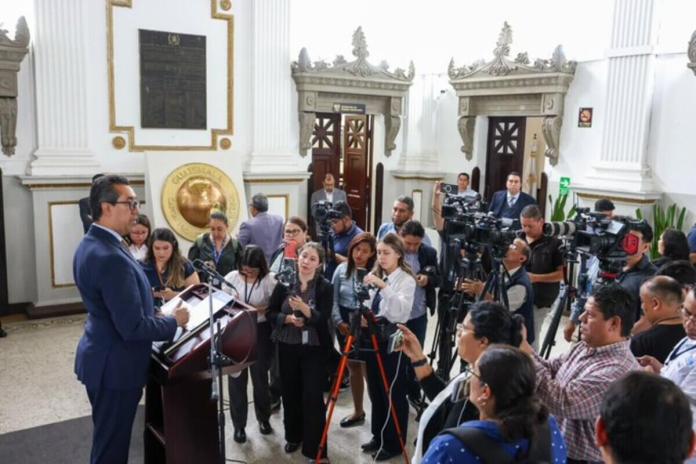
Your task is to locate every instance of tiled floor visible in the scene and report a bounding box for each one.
[0,308,571,463]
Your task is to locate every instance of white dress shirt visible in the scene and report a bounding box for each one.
[223,271,276,322]
[367,267,416,323]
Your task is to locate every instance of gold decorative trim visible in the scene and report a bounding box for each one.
[220,0,231,11]
[267,194,290,219]
[106,0,234,151]
[112,136,126,149]
[48,201,79,289]
[575,192,658,205]
[219,138,231,150]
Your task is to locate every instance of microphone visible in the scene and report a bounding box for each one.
[192,259,239,294]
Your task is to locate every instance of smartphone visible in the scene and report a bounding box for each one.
[388,329,404,354]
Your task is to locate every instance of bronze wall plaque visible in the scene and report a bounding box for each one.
[139,29,207,129]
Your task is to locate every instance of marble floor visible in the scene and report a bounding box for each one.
[0,309,571,463]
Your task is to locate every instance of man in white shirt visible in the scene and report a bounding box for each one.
[310,173,347,206]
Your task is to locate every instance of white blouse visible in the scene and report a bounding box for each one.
[366,267,416,324]
[222,271,276,322]
[129,243,148,262]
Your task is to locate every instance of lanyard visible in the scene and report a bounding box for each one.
[243,278,260,304]
[666,339,696,366]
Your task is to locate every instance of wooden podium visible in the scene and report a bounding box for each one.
[144,285,258,464]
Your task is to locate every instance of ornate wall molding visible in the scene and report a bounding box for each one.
[688,30,696,75]
[291,27,414,156]
[448,22,576,165]
[0,17,30,156]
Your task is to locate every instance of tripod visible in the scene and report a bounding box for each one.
[318,308,409,464]
[539,246,583,359]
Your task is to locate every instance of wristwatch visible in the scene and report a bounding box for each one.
[411,358,428,368]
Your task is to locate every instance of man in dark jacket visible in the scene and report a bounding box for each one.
[400,220,440,409]
[487,172,536,220]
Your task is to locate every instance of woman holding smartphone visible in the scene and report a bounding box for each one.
[267,242,333,462]
[361,233,416,461]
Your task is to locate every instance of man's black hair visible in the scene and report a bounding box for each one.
[594,198,615,212]
[333,201,352,219]
[656,259,696,286]
[457,172,470,181]
[591,283,635,337]
[600,371,693,464]
[400,220,425,238]
[89,175,130,222]
[395,195,414,212]
[632,219,654,243]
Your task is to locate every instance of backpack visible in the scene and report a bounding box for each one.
[441,419,552,464]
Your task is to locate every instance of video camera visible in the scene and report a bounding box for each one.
[543,208,645,274]
[445,211,520,259]
[311,200,343,224]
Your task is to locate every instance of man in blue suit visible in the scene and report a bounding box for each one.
[237,193,284,263]
[487,171,536,220]
[74,175,189,464]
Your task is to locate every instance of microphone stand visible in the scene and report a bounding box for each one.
[193,259,233,464]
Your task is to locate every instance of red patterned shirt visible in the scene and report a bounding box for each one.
[533,340,639,461]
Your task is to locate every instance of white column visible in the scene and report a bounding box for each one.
[594,0,660,192]
[27,0,99,176]
[395,74,441,174]
[245,0,300,175]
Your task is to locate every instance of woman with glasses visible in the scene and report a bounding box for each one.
[267,242,333,462]
[269,216,309,273]
[188,211,242,280]
[331,232,377,428]
[396,301,525,463]
[360,233,416,462]
[222,245,276,443]
[422,345,566,463]
[126,214,151,261]
[141,228,199,306]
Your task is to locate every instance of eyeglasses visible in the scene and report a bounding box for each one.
[284,229,302,236]
[112,199,140,210]
[463,365,483,383]
[456,323,474,334]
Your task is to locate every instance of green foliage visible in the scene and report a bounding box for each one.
[548,193,577,222]
[635,203,688,260]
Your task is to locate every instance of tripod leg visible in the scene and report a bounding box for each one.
[539,290,568,359]
[316,335,355,462]
[368,334,410,464]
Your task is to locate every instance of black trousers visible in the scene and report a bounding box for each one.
[228,321,272,429]
[278,342,327,459]
[364,340,409,453]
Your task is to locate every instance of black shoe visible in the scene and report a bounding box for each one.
[270,397,281,412]
[361,439,380,453]
[284,442,300,453]
[259,420,273,435]
[233,428,246,443]
[0,326,7,338]
[373,449,401,461]
[339,412,365,428]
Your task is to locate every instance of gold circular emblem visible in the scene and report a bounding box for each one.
[219,138,231,150]
[161,163,241,242]
[220,0,232,11]
[112,136,126,150]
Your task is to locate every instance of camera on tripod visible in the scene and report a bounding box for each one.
[543,208,645,274]
[311,200,343,237]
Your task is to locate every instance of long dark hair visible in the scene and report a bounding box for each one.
[661,228,690,261]
[468,301,524,347]
[146,228,188,288]
[345,232,377,278]
[477,345,548,442]
[238,245,269,280]
[126,213,151,245]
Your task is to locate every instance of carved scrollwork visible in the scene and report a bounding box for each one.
[385,114,401,154]
[299,112,315,154]
[688,30,696,75]
[0,98,18,156]
[0,16,30,156]
[457,116,475,160]
[542,115,562,166]
[0,17,30,48]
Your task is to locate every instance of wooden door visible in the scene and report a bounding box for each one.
[310,113,341,193]
[484,117,526,202]
[342,115,371,230]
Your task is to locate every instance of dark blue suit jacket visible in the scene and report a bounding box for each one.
[487,190,536,220]
[73,225,177,390]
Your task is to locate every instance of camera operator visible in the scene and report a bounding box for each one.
[618,221,658,335]
[519,204,564,349]
[324,201,363,279]
[460,238,535,346]
[488,172,536,220]
[377,195,432,246]
[432,173,478,231]
[519,284,640,464]
[360,233,416,461]
[398,220,440,409]
[564,199,615,342]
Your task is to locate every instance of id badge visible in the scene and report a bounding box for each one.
[302,330,309,345]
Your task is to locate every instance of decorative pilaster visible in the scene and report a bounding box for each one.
[396,75,439,172]
[246,0,298,174]
[457,95,475,159]
[595,0,660,191]
[27,0,99,176]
